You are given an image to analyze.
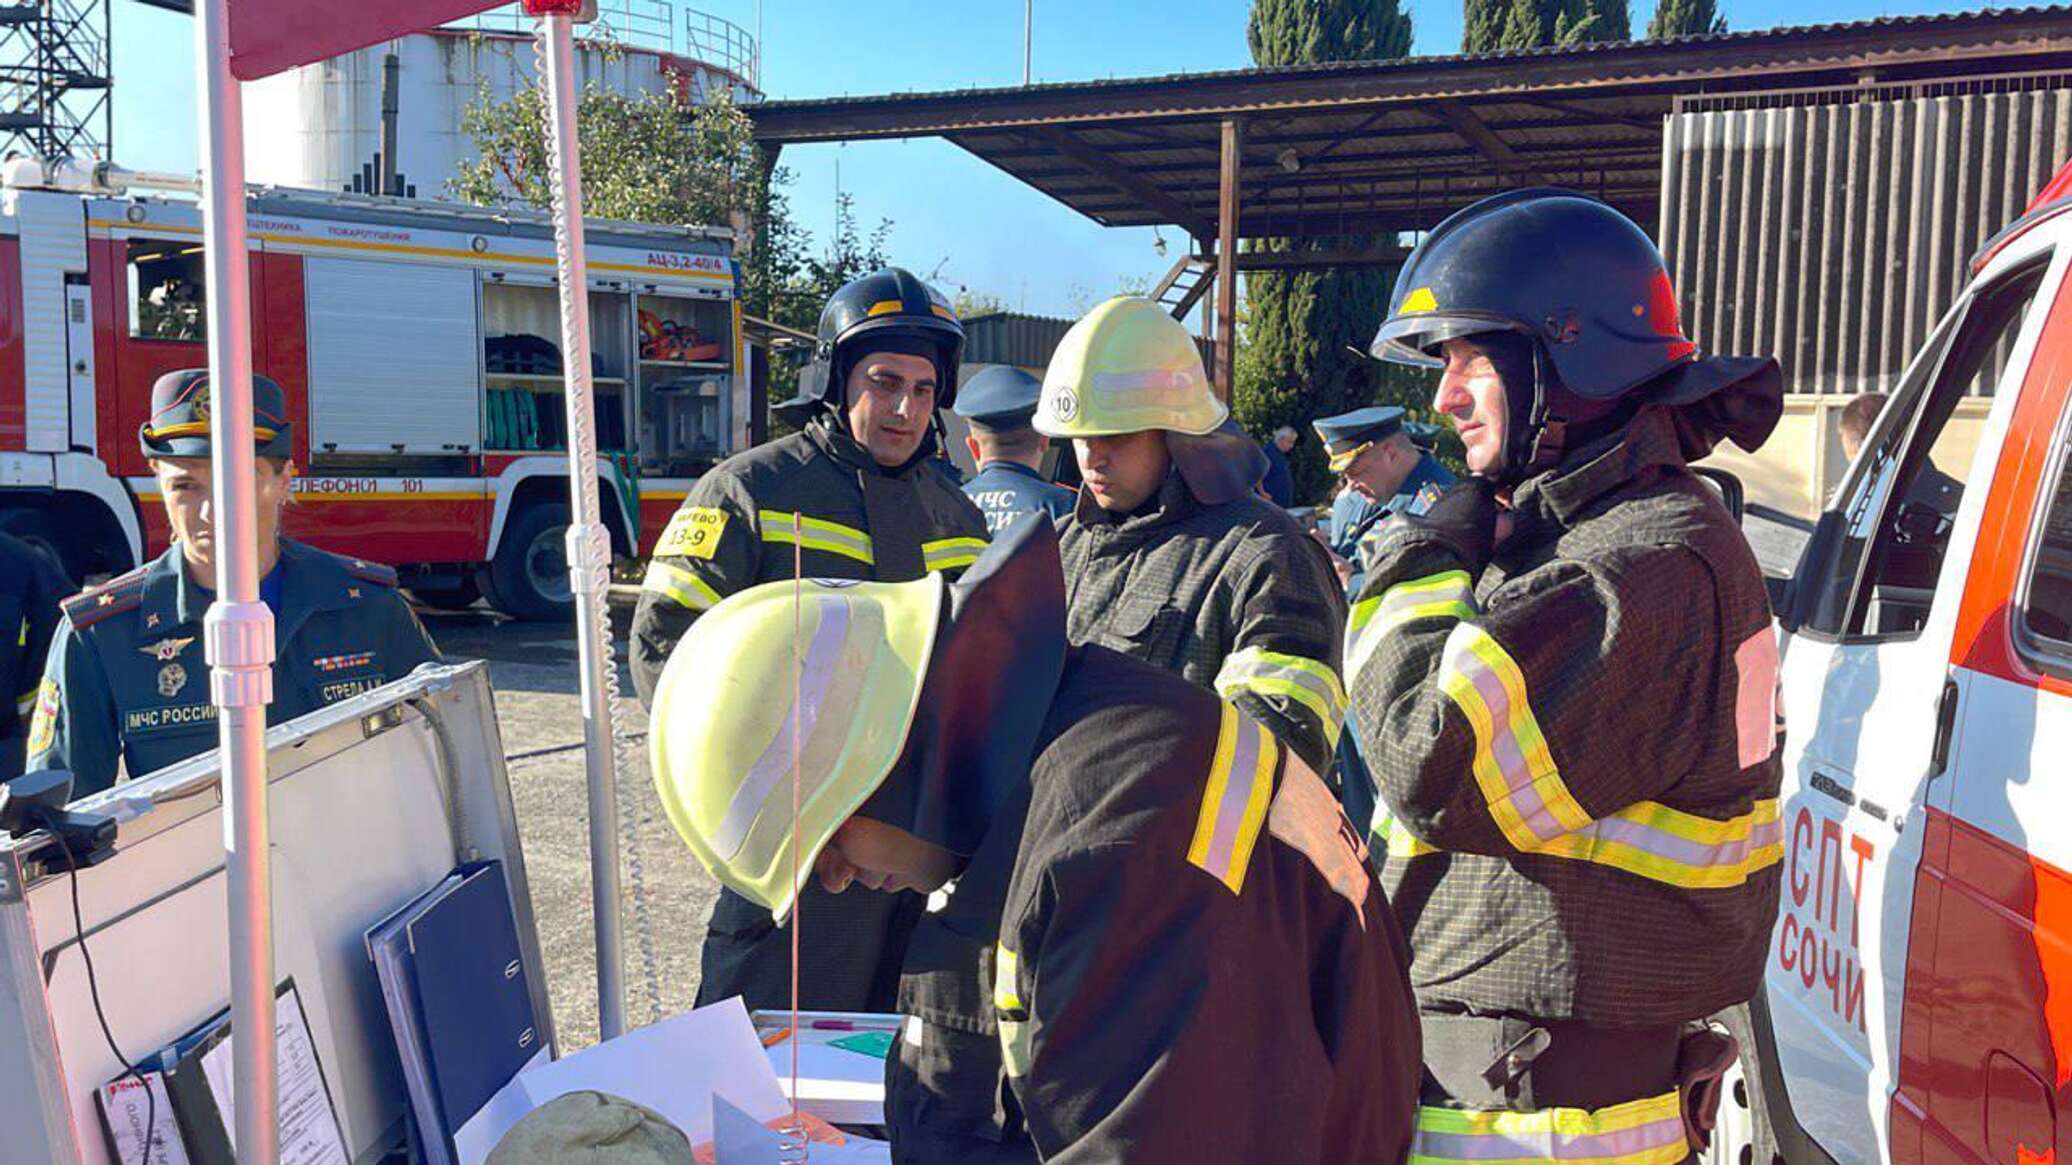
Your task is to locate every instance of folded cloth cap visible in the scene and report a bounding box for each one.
[488,1091,696,1165]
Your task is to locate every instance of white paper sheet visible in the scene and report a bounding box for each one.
[762,1030,889,1126]
[97,1073,189,1165]
[198,984,349,1165]
[512,997,786,1144]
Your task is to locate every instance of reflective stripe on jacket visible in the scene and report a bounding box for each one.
[1348,408,1784,1026]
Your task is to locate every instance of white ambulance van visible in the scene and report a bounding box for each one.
[1717,161,2072,1163]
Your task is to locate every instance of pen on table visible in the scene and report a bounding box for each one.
[807,1019,901,1032]
[759,1025,793,1047]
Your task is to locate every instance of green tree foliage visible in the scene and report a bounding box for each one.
[451,78,898,421]
[1464,0,1629,50]
[1646,0,1726,38]
[1234,0,1416,504]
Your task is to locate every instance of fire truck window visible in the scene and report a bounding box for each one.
[127,240,207,343]
[2021,409,2072,657]
[1813,257,2047,641]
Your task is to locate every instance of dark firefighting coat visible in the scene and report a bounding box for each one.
[1058,473,1347,774]
[1347,407,1784,1029]
[628,411,988,1013]
[3,532,68,782]
[890,642,1420,1164]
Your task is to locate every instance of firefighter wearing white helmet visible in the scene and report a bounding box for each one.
[650,516,1421,1163]
[1037,297,1347,774]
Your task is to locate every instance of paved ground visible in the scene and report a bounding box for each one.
[419,606,721,1054]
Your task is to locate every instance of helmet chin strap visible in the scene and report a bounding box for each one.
[1497,342,1568,486]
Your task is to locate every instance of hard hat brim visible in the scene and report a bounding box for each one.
[649,575,946,924]
[1370,310,1530,368]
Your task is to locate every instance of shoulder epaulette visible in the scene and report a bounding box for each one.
[61,570,148,628]
[337,554,400,588]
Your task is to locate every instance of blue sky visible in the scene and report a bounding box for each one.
[113,0,1990,317]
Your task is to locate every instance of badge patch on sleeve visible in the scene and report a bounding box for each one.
[26,679,59,758]
[657,506,729,560]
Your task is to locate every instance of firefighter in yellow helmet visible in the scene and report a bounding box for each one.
[1036,297,1347,774]
[650,516,1420,1164]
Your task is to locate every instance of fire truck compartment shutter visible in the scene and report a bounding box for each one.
[305,257,481,454]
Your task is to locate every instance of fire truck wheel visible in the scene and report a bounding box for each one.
[489,503,575,622]
[405,577,482,611]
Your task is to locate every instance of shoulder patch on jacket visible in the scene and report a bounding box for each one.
[61,572,147,628]
[1266,753,1373,928]
[1186,703,1279,895]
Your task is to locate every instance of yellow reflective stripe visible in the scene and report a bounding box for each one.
[16,616,25,647]
[1213,647,1348,751]
[922,536,988,573]
[1345,570,1476,684]
[758,511,875,565]
[640,560,723,612]
[1533,798,1785,889]
[999,1017,1031,1077]
[1438,621,1593,852]
[1410,1090,1687,1164]
[993,943,1023,1012]
[994,941,1032,1077]
[1185,704,1278,895]
[1380,813,1440,860]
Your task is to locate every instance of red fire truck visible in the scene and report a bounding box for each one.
[0,161,748,619]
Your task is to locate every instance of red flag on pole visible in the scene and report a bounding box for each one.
[226,1,504,80]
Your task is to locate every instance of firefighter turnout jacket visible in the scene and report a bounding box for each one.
[894,642,1420,1163]
[1346,409,1783,1158]
[2,533,69,782]
[629,412,989,1012]
[1059,473,1348,773]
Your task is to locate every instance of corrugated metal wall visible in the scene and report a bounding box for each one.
[1659,81,2072,397]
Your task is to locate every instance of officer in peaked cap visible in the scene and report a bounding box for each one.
[954,365,1075,533]
[1312,405,1453,839]
[1313,406,1455,598]
[23,369,440,798]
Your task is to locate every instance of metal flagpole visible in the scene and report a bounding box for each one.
[195,0,279,1158]
[528,0,627,1041]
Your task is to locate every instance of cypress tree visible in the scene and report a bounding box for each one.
[1646,0,1727,39]
[1466,0,1629,50]
[1234,0,1417,503]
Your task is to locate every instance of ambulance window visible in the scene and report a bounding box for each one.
[127,239,206,343]
[1813,257,2048,641]
[2020,402,2072,663]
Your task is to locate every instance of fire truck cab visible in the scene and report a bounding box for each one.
[1721,161,2072,1163]
[0,162,749,619]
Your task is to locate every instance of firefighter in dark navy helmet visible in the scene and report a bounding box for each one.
[26,369,440,798]
[1347,189,1788,1163]
[630,267,988,1016]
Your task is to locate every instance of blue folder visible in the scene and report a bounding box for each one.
[367,860,543,1165]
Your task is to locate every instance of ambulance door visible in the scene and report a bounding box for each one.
[1899,247,2072,1165]
[1768,249,2055,1164]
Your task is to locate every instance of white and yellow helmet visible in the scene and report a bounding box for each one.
[649,574,945,921]
[1033,296,1228,439]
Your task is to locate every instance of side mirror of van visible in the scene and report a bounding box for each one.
[1692,467,1746,523]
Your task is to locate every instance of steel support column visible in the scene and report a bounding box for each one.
[1214,117,1243,402]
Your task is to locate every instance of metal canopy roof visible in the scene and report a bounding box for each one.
[747,6,2072,241]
